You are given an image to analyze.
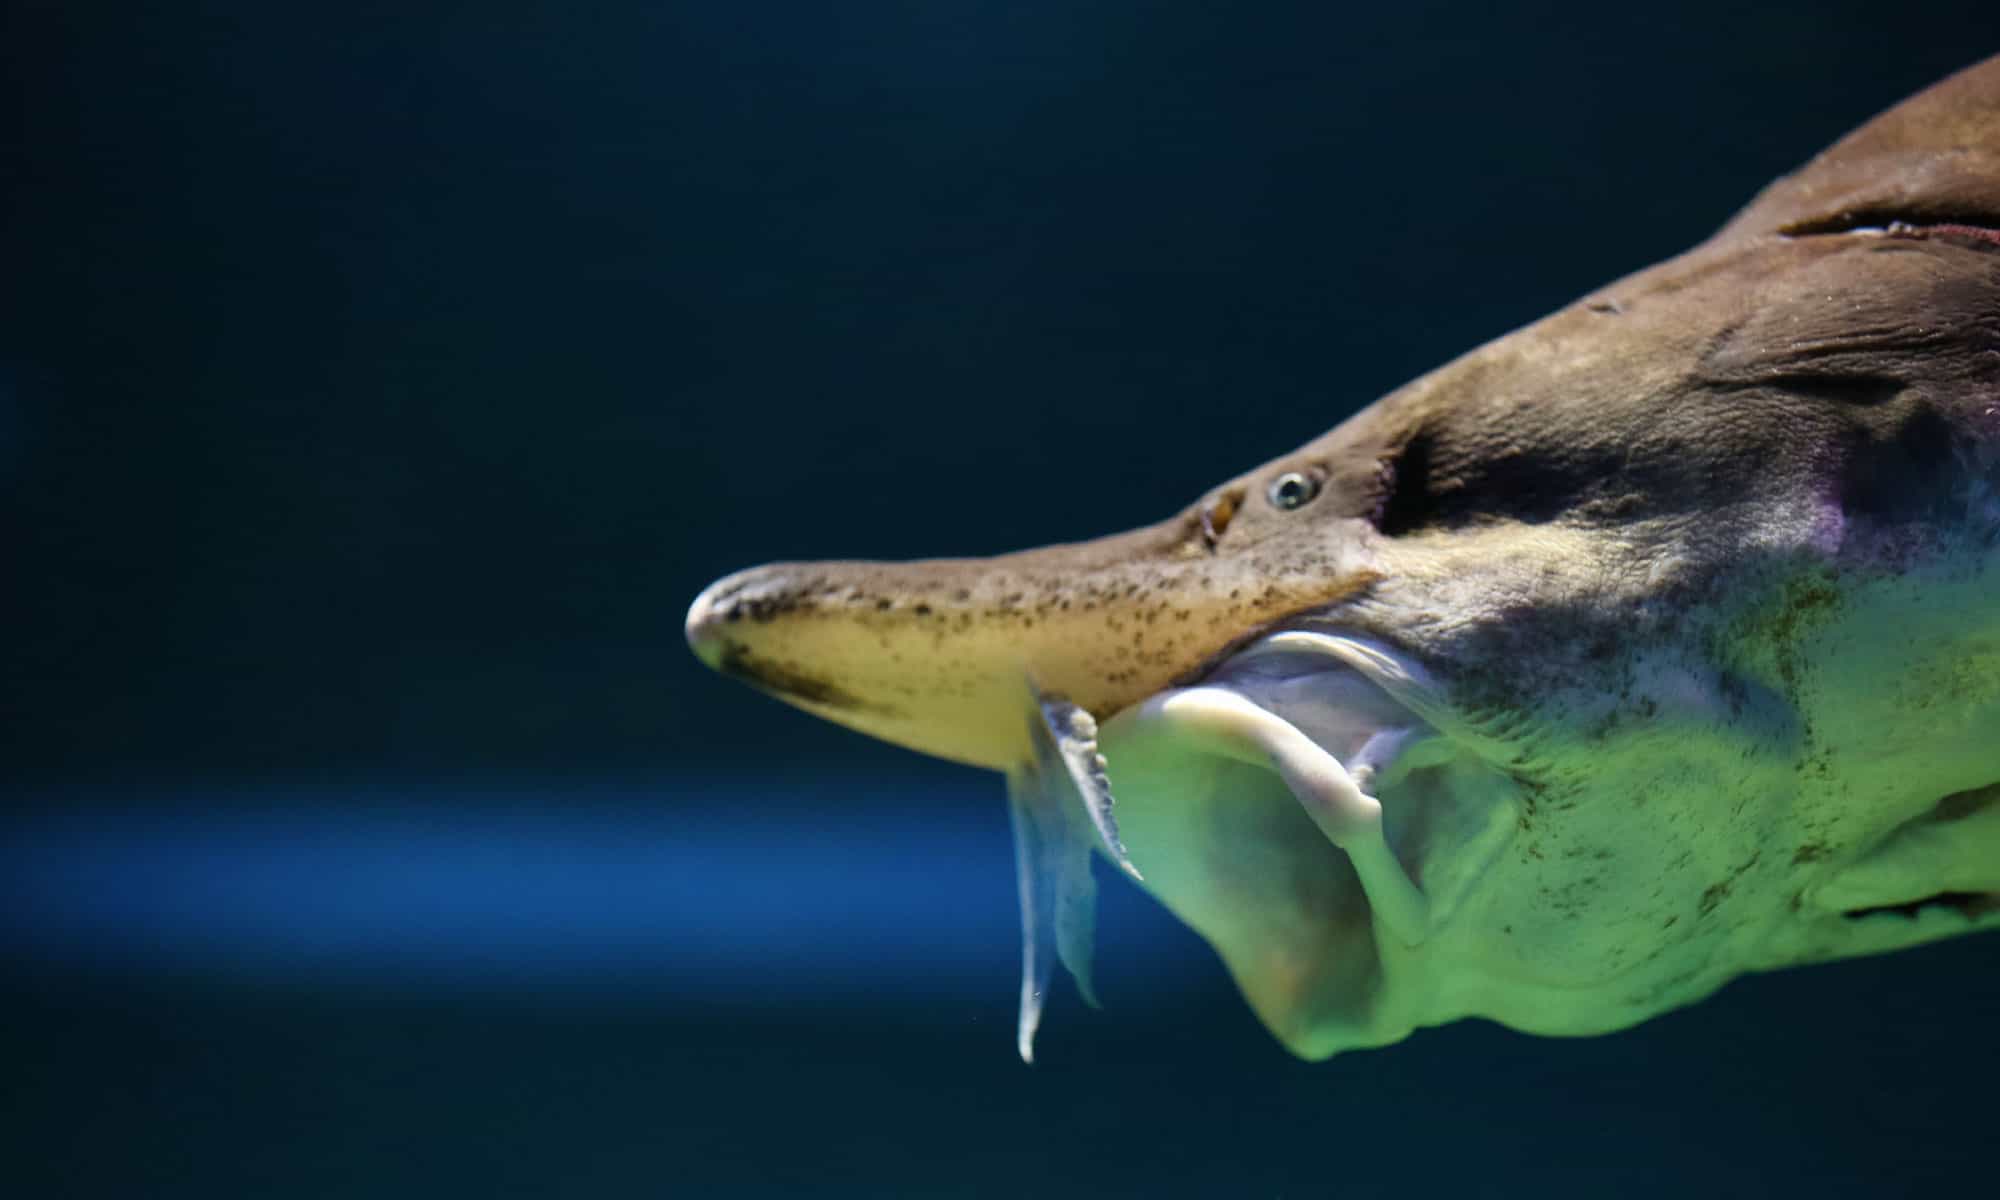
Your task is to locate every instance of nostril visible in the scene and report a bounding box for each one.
[1201,486,1245,548]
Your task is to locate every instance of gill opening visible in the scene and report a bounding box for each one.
[1779,214,2000,250]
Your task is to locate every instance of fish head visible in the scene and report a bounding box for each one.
[1097,223,2000,1058]
[683,454,1386,773]
[686,56,2000,1059]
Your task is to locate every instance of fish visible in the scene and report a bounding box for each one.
[685,55,2000,1062]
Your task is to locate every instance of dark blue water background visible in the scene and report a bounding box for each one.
[7,1,2000,1194]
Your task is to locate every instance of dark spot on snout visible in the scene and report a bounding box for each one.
[715,644,891,715]
[711,589,816,626]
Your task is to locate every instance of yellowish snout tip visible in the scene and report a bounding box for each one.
[685,574,730,671]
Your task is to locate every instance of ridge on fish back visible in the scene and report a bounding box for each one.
[689,55,2000,1062]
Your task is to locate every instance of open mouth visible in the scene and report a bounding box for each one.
[1095,631,1513,1055]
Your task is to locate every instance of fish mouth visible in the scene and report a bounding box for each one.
[1097,631,1514,1057]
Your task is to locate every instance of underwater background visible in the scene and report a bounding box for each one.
[5,2,1999,1195]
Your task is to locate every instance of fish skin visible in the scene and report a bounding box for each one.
[688,56,2000,1057]
[689,56,2000,770]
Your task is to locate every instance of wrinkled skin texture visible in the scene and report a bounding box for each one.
[688,57,2000,1058]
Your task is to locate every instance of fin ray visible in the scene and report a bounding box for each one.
[1032,693,1142,880]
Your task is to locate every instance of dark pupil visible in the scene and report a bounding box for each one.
[1275,475,1311,507]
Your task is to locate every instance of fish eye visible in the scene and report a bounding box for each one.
[1266,471,1320,511]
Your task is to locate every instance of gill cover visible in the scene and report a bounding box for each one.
[1009,631,1514,1060]
[1099,632,1514,1058]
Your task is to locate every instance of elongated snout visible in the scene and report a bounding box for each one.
[686,507,1381,770]
[686,562,923,716]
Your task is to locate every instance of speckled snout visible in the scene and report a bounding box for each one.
[685,501,1379,771]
